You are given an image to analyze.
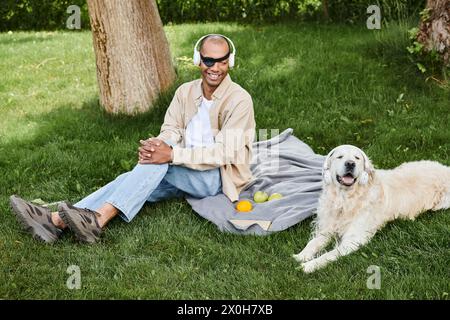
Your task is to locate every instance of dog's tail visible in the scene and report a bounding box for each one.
[433,166,450,211]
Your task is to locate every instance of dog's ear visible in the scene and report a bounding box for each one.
[323,147,337,185]
[359,150,374,185]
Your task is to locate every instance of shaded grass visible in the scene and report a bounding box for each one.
[0,22,449,299]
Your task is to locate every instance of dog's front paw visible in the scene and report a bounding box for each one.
[292,250,314,263]
[300,260,318,274]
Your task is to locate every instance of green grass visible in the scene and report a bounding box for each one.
[0,22,449,299]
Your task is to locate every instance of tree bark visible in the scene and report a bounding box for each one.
[87,0,176,114]
[322,0,330,21]
[417,0,450,66]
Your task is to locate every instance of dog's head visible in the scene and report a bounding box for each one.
[322,145,374,188]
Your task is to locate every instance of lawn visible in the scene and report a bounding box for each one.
[0,22,449,299]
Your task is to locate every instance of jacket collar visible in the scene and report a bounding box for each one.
[194,74,233,103]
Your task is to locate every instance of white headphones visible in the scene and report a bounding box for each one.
[193,34,236,68]
[322,145,373,186]
[322,146,339,185]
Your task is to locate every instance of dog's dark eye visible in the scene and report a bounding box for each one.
[337,156,343,159]
[355,156,360,160]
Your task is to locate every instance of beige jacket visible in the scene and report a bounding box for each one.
[156,74,256,202]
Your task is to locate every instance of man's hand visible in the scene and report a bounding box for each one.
[138,138,173,164]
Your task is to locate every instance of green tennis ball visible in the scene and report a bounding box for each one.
[253,191,269,203]
[268,193,283,201]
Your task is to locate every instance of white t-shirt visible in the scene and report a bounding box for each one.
[185,97,215,148]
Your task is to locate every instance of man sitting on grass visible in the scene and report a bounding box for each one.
[10,34,256,243]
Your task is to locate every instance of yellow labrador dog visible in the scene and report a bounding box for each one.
[293,145,450,273]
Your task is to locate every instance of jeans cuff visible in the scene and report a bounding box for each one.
[106,200,132,223]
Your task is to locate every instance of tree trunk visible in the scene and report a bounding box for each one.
[417,0,450,66]
[322,0,330,21]
[87,0,176,114]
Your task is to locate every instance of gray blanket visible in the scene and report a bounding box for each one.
[186,128,325,235]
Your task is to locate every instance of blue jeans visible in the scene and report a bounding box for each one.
[74,164,222,222]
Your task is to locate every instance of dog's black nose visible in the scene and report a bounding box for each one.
[345,160,355,170]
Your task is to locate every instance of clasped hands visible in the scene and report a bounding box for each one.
[138,138,173,164]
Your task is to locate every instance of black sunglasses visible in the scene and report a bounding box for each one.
[200,52,230,67]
